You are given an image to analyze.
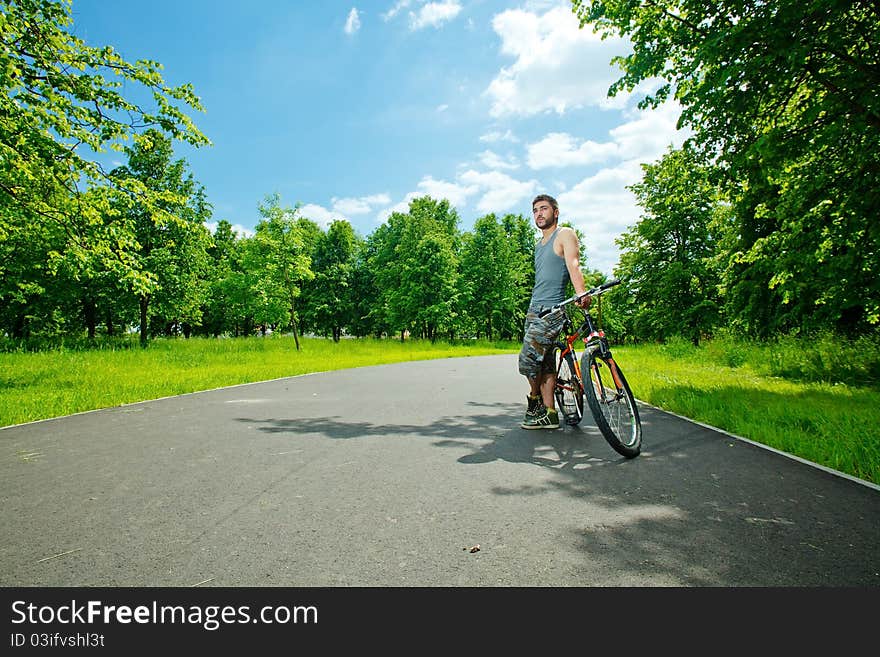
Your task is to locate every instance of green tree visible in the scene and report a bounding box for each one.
[501,213,539,338]
[571,0,880,335]
[0,202,63,338]
[0,0,209,302]
[617,145,723,345]
[350,228,390,338]
[110,130,212,345]
[458,214,519,340]
[373,197,460,341]
[200,220,240,337]
[250,194,314,349]
[301,219,361,342]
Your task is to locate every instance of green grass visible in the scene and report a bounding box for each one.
[0,335,515,428]
[616,335,880,486]
[2,333,878,486]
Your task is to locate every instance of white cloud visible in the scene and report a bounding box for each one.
[344,8,361,35]
[458,169,538,214]
[479,129,519,144]
[485,5,630,117]
[527,132,619,169]
[526,102,687,170]
[610,100,687,161]
[437,103,449,113]
[415,175,476,208]
[298,203,342,227]
[293,194,393,228]
[409,1,462,30]
[379,192,421,219]
[557,160,646,275]
[382,0,412,21]
[376,168,537,221]
[529,102,687,274]
[363,2,689,274]
[478,149,520,170]
[376,177,476,222]
[331,194,391,215]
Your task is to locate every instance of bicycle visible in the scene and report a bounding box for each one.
[540,279,642,458]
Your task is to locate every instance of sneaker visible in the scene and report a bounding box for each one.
[523,394,544,422]
[521,407,559,430]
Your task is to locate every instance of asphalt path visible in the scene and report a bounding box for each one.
[1,354,878,587]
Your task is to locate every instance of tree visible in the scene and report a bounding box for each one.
[372,197,460,341]
[300,219,361,342]
[200,220,239,337]
[571,0,880,335]
[250,194,313,349]
[1,0,210,342]
[458,214,519,340]
[501,213,539,339]
[617,145,723,345]
[0,0,209,281]
[110,130,212,345]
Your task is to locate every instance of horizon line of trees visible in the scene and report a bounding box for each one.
[1,0,877,349]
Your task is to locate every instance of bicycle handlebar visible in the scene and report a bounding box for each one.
[538,279,621,318]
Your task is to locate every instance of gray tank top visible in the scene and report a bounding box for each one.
[530,228,569,311]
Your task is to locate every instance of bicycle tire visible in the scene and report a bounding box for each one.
[555,349,584,425]
[582,352,642,458]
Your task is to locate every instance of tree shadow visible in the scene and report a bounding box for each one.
[233,398,880,586]
[236,399,630,473]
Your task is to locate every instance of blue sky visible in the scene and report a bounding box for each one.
[69,0,687,275]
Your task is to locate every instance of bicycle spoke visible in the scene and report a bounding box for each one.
[555,350,584,425]
[583,354,642,458]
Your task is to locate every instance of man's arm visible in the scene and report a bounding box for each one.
[558,227,591,307]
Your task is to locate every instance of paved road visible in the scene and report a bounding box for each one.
[1,354,878,587]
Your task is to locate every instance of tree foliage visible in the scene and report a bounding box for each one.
[249,194,313,349]
[616,145,723,345]
[111,130,212,344]
[0,0,210,342]
[573,0,880,337]
[299,219,361,342]
[1,0,208,228]
[25,0,880,349]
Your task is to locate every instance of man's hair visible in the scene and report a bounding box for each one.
[532,194,558,211]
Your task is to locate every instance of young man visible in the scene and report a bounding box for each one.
[518,194,590,429]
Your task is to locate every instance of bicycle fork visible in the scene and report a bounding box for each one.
[584,331,625,401]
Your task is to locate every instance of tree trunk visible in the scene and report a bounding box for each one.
[291,319,301,350]
[12,312,27,339]
[139,294,150,348]
[287,297,301,350]
[83,298,97,340]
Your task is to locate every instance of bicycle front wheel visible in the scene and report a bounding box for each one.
[555,349,584,425]
[582,352,641,458]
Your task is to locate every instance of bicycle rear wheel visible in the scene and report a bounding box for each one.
[555,350,584,425]
[582,352,641,458]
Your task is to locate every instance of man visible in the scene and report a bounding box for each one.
[518,194,590,429]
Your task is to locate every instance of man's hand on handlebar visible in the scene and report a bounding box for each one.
[576,293,592,309]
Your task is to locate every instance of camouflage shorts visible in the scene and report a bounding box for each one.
[518,308,565,379]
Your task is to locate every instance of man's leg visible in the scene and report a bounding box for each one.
[540,372,556,411]
[518,312,561,429]
[521,371,559,430]
[523,374,544,422]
